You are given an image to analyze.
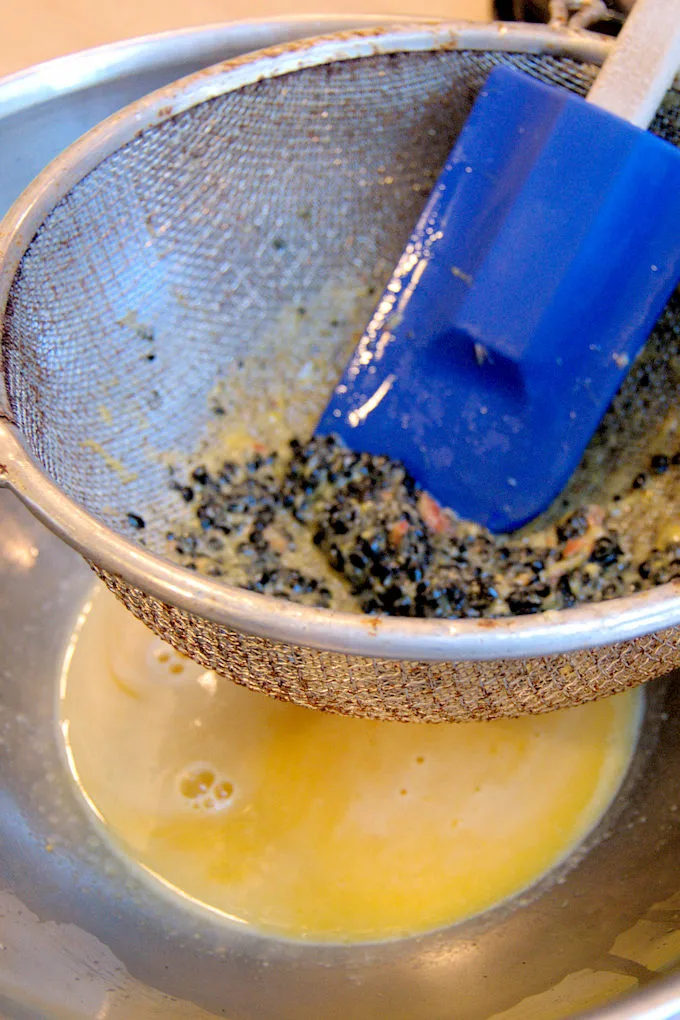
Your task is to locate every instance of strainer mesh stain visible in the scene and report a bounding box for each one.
[4,46,680,721]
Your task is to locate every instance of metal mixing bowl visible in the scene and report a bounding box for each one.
[2,19,680,1020]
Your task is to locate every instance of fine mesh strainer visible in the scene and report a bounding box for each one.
[2,22,680,724]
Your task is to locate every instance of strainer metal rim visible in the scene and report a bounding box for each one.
[2,21,680,663]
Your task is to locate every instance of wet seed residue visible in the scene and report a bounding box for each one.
[143,437,680,619]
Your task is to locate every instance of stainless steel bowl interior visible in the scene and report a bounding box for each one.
[4,502,680,1020]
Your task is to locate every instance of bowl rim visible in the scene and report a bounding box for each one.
[3,20,680,662]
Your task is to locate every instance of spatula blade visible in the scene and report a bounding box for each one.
[316,66,680,532]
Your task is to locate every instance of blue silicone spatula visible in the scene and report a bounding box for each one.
[316,0,680,532]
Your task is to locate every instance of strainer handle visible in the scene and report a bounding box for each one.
[586,0,680,128]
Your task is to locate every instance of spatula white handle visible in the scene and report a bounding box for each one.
[587,0,680,128]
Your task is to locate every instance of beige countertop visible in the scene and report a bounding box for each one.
[1,0,491,78]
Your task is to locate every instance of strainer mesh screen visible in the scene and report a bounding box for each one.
[4,47,680,721]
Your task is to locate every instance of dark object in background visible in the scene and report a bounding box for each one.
[494,0,629,33]
[494,0,553,20]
